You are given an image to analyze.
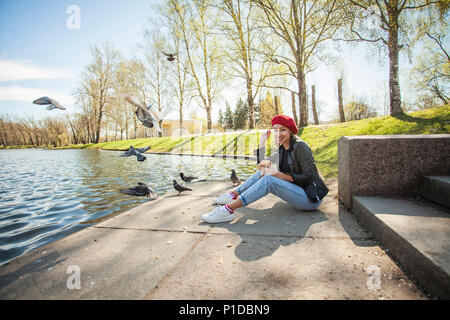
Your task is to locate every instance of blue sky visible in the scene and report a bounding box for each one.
[0,0,156,118]
[0,0,420,122]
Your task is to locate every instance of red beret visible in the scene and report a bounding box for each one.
[271,114,298,135]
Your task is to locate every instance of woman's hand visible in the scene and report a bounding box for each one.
[259,130,271,148]
[261,166,279,177]
[259,162,294,182]
[259,161,279,177]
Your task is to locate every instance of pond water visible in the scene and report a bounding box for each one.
[0,149,257,266]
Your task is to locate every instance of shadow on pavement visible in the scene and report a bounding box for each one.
[209,201,329,262]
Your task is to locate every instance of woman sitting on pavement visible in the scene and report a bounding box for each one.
[202,114,329,224]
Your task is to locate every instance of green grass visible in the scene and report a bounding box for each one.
[299,105,450,178]
[64,137,190,151]
[32,105,450,179]
[0,144,36,149]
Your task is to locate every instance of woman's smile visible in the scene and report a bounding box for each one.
[273,124,291,148]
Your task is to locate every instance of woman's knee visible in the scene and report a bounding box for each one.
[260,174,276,183]
[259,174,276,190]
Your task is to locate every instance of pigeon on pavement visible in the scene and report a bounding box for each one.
[173,180,192,196]
[231,169,241,185]
[180,172,198,183]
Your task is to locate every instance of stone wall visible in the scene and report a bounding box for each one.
[338,134,450,208]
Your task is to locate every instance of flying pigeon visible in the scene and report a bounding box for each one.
[173,180,192,196]
[135,146,151,153]
[119,182,157,199]
[33,96,66,110]
[180,172,198,183]
[120,145,151,157]
[121,146,146,162]
[123,95,164,133]
[120,146,134,157]
[162,52,178,62]
[231,169,241,186]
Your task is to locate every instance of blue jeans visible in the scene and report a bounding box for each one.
[235,171,322,211]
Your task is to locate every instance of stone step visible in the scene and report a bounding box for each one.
[420,176,450,209]
[352,196,450,299]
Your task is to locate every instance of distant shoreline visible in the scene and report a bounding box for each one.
[0,146,258,162]
[2,106,449,180]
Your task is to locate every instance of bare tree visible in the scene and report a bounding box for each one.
[218,0,272,129]
[253,0,347,127]
[128,59,151,138]
[344,96,377,120]
[337,78,345,122]
[291,91,298,124]
[0,115,9,147]
[108,58,138,140]
[170,0,225,131]
[410,4,449,106]
[311,85,319,124]
[76,42,119,143]
[339,0,446,115]
[142,30,172,137]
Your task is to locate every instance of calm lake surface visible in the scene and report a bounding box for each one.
[0,149,257,265]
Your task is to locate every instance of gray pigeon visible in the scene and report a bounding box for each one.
[173,180,192,196]
[231,169,241,185]
[119,182,157,199]
[33,96,66,110]
[120,146,146,162]
[123,95,162,133]
[162,52,178,62]
[135,146,151,153]
[131,147,146,162]
[120,145,150,157]
[180,172,197,183]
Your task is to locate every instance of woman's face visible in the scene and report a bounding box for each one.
[272,124,291,146]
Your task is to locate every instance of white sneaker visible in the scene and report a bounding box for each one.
[213,192,236,205]
[201,206,235,223]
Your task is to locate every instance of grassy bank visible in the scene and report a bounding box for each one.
[7,106,448,179]
[61,137,188,152]
[300,106,449,178]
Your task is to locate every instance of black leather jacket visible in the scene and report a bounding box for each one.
[255,135,329,201]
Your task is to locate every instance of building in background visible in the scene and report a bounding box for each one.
[139,118,203,137]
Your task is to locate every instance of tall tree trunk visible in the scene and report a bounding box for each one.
[311,85,319,125]
[291,92,298,125]
[247,84,255,129]
[206,106,212,132]
[388,7,403,115]
[298,71,308,127]
[28,132,34,145]
[86,122,90,143]
[274,95,281,114]
[338,79,345,122]
[179,104,183,137]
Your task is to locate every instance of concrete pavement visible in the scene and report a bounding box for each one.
[0,179,427,299]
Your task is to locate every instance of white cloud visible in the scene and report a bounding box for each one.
[0,86,75,107]
[0,59,73,82]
